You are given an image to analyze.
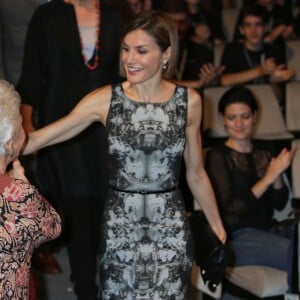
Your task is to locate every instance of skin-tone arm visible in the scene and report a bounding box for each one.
[184,88,226,244]
[220,66,265,86]
[174,64,225,89]
[264,24,295,43]
[221,57,294,86]
[251,147,297,199]
[220,57,277,86]
[23,86,112,155]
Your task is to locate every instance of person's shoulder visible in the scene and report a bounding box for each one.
[253,139,275,153]
[33,0,66,18]
[36,0,63,11]
[186,86,201,107]
[0,176,33,202]
[223,42,243,53]
[204,143,227,165]
[221,42,243,64]
[88,84,113,101]
[101,0,122,17]
[207,143,226,155]
[263,42,282,54]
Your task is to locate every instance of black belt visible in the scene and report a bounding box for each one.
[109,186,176,195]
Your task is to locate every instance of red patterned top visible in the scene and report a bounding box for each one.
[0,173,61,299]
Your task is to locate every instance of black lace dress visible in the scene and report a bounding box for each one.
[99,84,194,299]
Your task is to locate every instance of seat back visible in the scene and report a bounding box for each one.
[286,82,300,132]
[213,43,225,68]
[221,8,239,42]
[203,84,294,140]
[286,40,300,81]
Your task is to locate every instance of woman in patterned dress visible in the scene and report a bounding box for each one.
[0,80,62,299]
[24,11,226,299]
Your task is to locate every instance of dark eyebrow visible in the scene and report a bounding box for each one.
[121,43,150,50]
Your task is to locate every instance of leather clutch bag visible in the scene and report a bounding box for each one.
[189,210,228,292]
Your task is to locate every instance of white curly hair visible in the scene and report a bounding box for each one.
[0,80,22,155]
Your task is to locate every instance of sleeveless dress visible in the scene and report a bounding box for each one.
[100,84,194,299]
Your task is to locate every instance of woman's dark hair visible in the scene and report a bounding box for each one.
[120,10,179,79]
[218,86,258,115]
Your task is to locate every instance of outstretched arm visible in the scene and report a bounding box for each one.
[184,88,226,244]
[23,85,111,155]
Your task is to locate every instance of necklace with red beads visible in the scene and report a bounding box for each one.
[66,0,100,70]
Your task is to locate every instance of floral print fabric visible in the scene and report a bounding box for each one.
[0,174,61,299]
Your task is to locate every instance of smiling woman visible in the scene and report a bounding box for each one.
[205,85,298,292]
[23,10,226,299]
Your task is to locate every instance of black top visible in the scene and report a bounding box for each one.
[17,0,123,199]
[220,42,285,84]
[205,141,289,234]
[182,41,213,81]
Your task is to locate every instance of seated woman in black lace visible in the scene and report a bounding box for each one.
[205,85,297,289]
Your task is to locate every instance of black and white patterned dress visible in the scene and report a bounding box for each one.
[100,84,193,299]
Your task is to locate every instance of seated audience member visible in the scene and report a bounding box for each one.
[185,0,225,45]
[161,0,223,88]
[234,0,295,44]
[205,85,298,290]
[182,17,225,88]
[0,80,61,299]
[220,4,294,104]
[257,0,295,43]
[159,0,192,80]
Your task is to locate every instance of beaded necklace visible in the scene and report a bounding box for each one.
[66,0,100,70]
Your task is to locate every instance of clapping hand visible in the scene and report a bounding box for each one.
[265,147,297,184]
[198,63,225,87]
[271,65,295,82]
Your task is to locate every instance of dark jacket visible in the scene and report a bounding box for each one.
[17,0,123,200]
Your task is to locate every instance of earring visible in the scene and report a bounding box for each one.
[162,61,168,70]
[5,148,12,158]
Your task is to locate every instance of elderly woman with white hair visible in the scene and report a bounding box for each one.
[0,80,61,299]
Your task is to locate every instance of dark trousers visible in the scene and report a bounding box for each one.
[61,196,105,300]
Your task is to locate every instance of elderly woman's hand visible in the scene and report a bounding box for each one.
[8,159,28,182]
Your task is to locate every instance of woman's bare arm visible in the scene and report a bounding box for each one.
[23,85,112,154]
[184,88,226,243]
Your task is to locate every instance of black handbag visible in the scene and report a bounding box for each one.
[189,210,228,292]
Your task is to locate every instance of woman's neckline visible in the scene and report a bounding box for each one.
[224,140,253,154]
[119,83,178,105]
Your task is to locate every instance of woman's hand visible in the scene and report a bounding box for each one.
[211,223,227,244]
[8,159,28,182]
[198,63,225,87]
[265,147,297,184]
